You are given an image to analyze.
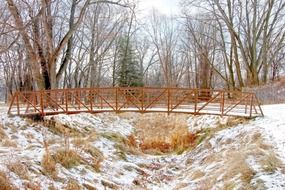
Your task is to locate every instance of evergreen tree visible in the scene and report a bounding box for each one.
[117,37,143,87]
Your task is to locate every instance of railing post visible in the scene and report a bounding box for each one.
[55,91,58,111]
[65,90,68,113]
[220,91,224,116]
[194,89,198,115]
[255,94,264,117]
[245,97,248,114]
[90,90,93,112]
[249,94,253,118]
[77,90,80,110]
[40,91,44,116]
[115,87,118,113]
[7,92,16,115]
[141,87,144,112]
[167,88,170,114]
[16,92,20,115]
[100,89,103,109]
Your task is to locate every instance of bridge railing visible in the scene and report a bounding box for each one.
[7,87,264,118]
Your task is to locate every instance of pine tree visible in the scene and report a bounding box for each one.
[117,37,143,87]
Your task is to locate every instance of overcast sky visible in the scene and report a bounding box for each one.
[139,0,180,15]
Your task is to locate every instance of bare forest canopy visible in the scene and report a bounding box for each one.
[1,0,285,101]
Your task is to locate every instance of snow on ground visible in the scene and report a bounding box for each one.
[0,104,285,189]
[256,105,285,161]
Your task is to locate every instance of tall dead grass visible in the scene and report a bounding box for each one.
[42,137,57,178]
[135,114,196,154]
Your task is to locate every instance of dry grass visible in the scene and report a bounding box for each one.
[261,151,281,173]
[126,135,137,148]
[187,130,272,189]
[0,125,7,139]
[24,182,41,190]
[101,132,126,143]
[240,164,256,184]
[52,135,83,169]
[1,139,17,147]
[42,137,57,177]
[72,135,104,172]
[189,150,252,188]
[224,182,236,190]
[42,153,57,177]
[25,132,35,140]
[65,180,82,190]
[87,131,97,142]
[7,162,29,180]
[44,119,80,136]
[196,178,217,190]
[101,132,140,158]
[84,145,104,172]
[53,149,82,169]
[249,133,282,173]
[190,170,205,180]
[0,171,16,190]
[72,137,89,148]
[72,132,97,147]
[197,130,283,189]
[222,149,256,184]
[224,117,249,127]
[135,114,196,154]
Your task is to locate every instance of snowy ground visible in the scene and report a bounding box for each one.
[0,104,285,189]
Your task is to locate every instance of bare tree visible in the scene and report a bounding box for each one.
[5,0,129,90]
[183,0,285,87]
[148,11,184,87]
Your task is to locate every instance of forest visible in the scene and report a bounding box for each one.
[0,0,285,100]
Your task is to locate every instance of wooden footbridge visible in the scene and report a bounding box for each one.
[7,87,263,118]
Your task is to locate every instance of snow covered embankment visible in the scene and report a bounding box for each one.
[0,105,285,189]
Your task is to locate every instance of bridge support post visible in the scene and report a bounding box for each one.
[115,87,118,113]
[167,88,170,115]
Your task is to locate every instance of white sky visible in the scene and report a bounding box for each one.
[139,0,180,16]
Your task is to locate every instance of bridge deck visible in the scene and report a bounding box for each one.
[7,87,264,118]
